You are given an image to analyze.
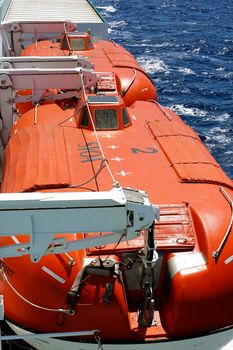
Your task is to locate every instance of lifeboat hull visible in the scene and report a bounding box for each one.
[1,100,233,342]
[21,39,157,106]
[0,3,233,346]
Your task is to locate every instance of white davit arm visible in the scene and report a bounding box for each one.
[0,187,159,263]
[0,64,98,146]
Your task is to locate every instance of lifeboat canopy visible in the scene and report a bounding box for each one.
[78,94,132,131]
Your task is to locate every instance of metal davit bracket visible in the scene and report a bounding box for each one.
[0,55,94,70]
[0,21,76,56]
[0,66,97,103]
[0,187,158,263]
[0,63,98,146]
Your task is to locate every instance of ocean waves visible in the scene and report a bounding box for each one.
[93,0,233,178]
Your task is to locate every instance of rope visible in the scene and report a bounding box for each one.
[68,158,107,188]
[1,270,73,315]
[63,23,73,55]
[103,232,125,263]
[58,108,78,126]
[122,68,136,97]
[95,334,104,350]
[63,22,68,34]
[34,103,39,125]
[79,72,119,188]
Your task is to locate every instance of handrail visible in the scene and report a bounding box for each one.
[212,187,233,260]
[149,100,173,121]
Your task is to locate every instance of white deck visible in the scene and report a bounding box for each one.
[3,0,103,23]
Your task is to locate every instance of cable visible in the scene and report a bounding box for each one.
[103,232,125,263]
[122,68,136,97]
[1,270,73,315]
[58,108,78,126]
[79,72,119,188]
[68,158,107,188]
[62,23,73,55]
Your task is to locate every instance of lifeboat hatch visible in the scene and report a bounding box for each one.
[148,120,233,189]
[87,203,195,255]
[2,125,72,193]
[97,72,119,93]
[87,95,120,104]
[78,94,132,131]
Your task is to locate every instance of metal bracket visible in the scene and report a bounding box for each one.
[138,282,155,327]
[0,65,98,145]
[0,187,159,263]
[0,55,94,70]
[0,21,76,56]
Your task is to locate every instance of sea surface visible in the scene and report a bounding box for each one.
[93,0,233,179]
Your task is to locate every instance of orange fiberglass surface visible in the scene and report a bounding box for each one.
[21,32,157,107]
[0,29,233,346]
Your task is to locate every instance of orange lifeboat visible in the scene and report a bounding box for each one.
[1,75,233,349]
[0,14,233,350]
[21,31,157,107]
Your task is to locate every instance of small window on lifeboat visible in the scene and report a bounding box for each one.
[122,108,130,127]
[95,109,118,130]
[61,32,93,51]
[80,107,89,127]
[70,37,85,51]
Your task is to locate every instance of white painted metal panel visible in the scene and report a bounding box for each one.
[6,320,233,350]
[0,187,157,262]
[3,0,103,23]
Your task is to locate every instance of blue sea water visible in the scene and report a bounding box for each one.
[93,0,233,179]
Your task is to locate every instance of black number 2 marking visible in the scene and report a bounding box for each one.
[131,147,158,154]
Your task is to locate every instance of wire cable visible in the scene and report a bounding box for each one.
[79,72,119,188]
[1,270,73,315]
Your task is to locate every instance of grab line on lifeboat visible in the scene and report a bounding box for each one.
[212,187,233,260]
[0,271,75,315]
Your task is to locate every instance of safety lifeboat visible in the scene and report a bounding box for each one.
[0,46,233,350]
[0,7,233,348]
[21,30,157,107]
